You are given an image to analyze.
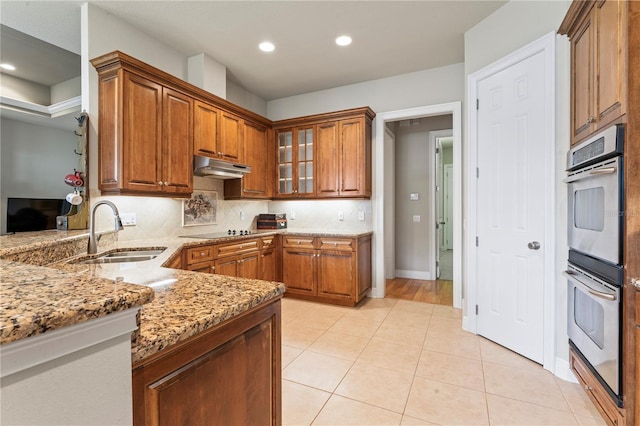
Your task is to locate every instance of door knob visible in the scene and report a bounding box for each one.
[528,241,541,250]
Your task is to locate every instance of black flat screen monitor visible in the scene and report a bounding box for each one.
[6,198,70,232]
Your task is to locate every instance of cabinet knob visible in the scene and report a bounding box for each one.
[586,116,596,124]
[584,385,593,391]
[631,278,640,289]
[297,240,301,244]
[218,152,223,156]
[334,242,338,247]
[158,181,163,186]
[261,254,265,258]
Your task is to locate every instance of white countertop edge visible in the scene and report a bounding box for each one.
[0,308,140,378]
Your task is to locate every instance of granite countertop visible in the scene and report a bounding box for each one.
[0,229,370,363]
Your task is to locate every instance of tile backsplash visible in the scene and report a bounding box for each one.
[91,177,372,241]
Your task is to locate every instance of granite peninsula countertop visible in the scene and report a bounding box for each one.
[1,228,371,363]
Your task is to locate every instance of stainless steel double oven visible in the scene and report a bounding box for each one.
[565,124,624,406]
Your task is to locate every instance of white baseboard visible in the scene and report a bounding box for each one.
[395,269,433,280]
[554,357,577,383]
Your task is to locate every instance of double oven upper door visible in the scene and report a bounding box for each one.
[566,156,622,265]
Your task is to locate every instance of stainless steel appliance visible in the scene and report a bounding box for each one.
[566,124,624,265]
[565,257,622,405]
[193,155,251,179]
[565,123,624,407]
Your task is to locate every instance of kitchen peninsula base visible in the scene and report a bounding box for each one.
[132,297,281,426]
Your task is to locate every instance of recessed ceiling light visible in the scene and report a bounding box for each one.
[259,41,275,53]
[0,63,16,71]
[335,35,352,46]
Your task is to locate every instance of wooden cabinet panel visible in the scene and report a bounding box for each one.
[220,111,242,162]
[214,240,259,258]
[185,246,214,264]
[162,88,193,194]
[237,254,259,279]
[225,121,272,199]
[214,257,238,277]
[570,348,624,426]
[123,72,163,193]
[595,0,627,130]
[316,122,339,196]
[340,118,364,195]
[317,251,355,300]
[193,100,219,157]
[186,261,212,273]
[572,16,594,142]
[562,0,628,146]
[132,299,281,426]
[282,235,371,306]
[282,236,315,249]
[261,248,277,282]
[282,249,316,295]
[318,238,354,251]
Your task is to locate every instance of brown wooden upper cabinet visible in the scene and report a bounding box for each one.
[225,120,273,199]
[92,51,272,198]
[559,0,628,146]
[95,69,193,196]
[274,125,316,198]
[193,100,220,158]
[273,107,374,199]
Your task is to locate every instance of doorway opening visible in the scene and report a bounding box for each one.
[372,102,462,309]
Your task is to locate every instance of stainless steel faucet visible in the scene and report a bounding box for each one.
[87,200,124,254]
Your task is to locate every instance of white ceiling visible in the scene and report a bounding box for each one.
[0,0,506,101]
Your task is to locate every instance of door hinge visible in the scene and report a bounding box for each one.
[475,236,479,247]
[476,99,479,110]
[476,167,479,178]
[475,305,479,315]
[436,147,440,154]
[436,185,440,192]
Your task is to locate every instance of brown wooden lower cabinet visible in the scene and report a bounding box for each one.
[132,298,281,426]
[282,234,371,307]
[569,348,625,425]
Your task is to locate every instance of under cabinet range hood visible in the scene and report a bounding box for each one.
[193,155,251,179]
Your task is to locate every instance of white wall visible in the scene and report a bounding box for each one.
[0,74,50,105]
[226,80,268,117]
[267,63,464,120]
[51,76,81,104]
[464,0,572,373]
[0,118,78,233]
[394,115,452,278]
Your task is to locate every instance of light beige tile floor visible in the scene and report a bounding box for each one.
[281,297,606,426]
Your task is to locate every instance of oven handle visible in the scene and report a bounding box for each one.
[563,270,617,301]
[564,167,617,183]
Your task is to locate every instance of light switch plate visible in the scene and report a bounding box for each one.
[410,193,419,201]
[412,215,421,223]
[338,211,344,221]
[358,211,365,221]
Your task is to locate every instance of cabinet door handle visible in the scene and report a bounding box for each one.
[631,278,640,289]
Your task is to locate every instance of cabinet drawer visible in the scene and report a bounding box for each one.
[186,246,214,264]
[319,238,354,252]
[283,236,315,249]
[569,349,622,425]
[215,239,259,258]
[261,236,276,249]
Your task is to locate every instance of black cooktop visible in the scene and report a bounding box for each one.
[180,230,253,239]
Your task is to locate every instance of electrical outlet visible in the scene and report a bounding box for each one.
[358,211,365,221]
[120,212,137,226]
[290,210,296,220]
[338,211,344,221]
[240,211,246,220]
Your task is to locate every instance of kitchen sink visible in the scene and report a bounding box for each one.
[70,248,166,265]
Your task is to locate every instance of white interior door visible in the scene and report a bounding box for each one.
[476,50,546,363]
[443,164,453,250]
[435,141,442,278]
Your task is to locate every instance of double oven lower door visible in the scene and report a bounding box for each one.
[565,263,622,405]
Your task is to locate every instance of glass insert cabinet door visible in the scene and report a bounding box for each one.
[277,126,314,196]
